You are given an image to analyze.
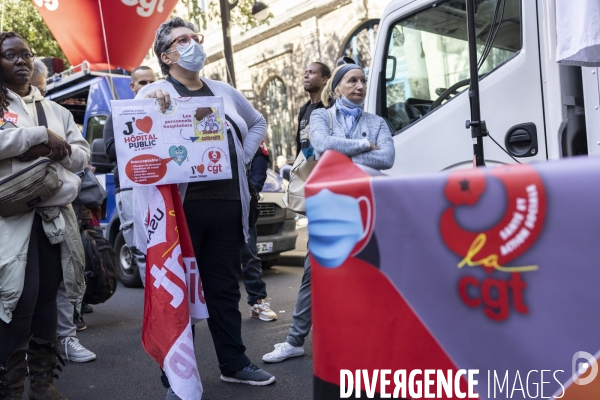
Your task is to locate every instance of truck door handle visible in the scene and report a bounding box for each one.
[504,123,538,157]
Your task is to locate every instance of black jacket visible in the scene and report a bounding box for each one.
[296,99,327,157]
[103,113,121,191]
[248,148,270,193]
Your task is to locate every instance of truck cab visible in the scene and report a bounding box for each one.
[46,62,297,287]
[366,0,599,174]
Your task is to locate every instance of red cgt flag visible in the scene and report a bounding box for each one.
[142,184,208,399]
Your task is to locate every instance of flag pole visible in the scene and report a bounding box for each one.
[97,0,118,100]
[465,0,487,167]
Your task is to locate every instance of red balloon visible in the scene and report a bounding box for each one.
[31,0,179,71]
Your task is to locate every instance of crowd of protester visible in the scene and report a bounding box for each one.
[0,16,394,400]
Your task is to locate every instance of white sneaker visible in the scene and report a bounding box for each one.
[251,299,278,321]
[262,342,305,363]
[59,336,97,362]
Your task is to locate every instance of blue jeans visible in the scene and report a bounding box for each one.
[240,226,267,305]
[286,253,311,347]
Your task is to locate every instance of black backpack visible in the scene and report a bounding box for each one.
[81,227,118,304]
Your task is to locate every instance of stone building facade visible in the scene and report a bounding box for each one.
[145,0,390,162]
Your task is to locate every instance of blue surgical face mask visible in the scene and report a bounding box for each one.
[306,189,371,268]
[340,94,365,108]
[175,42,206,72]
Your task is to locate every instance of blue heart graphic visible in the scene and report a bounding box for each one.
[169,146,187,166]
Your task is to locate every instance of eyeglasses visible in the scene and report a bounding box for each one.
[1,50,35,62]
[166,34,204,52]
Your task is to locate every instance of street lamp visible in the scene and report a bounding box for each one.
[219,1,269,88]
[251,1,269,21]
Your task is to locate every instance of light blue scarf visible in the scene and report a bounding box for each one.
[336,97,363,131]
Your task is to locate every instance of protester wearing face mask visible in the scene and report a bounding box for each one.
[262,64,394,365]
[138,18,274,396]
[310,64,395,168]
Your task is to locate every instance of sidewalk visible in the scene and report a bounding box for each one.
[279,219,308,266]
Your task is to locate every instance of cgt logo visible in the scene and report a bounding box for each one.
[440,165,547,321]
[121,0,166,17]
[206,150,222,174]
[33,0,59,11]
[2,111,18,124]
[200,147,228,175]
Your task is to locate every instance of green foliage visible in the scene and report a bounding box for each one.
[180,0,272,33]
[1,0,67,61]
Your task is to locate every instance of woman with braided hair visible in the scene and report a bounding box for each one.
[0,32,90,400]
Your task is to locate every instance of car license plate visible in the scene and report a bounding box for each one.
[256,242,273,254]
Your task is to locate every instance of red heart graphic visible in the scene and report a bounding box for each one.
[208,151,221,164]
[135,116,153,134]
[198,164,205,174]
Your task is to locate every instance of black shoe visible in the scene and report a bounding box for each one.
[82,303,93,314]
[220,363,275,386]
[74,315,87,331]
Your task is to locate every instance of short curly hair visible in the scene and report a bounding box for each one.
[153,17,195,76]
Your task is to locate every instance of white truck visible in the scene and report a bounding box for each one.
[366,0,599,173]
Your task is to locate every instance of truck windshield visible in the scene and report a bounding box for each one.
[384,0,521,132]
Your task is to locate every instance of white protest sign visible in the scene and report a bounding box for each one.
[111,97,232,188]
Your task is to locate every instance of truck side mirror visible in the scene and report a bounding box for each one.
[90,138,113,174]
[386,55,397,82]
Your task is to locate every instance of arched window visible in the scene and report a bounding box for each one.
[341,20,380,75]
[261,77,293,162]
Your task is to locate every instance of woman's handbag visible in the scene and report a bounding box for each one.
[75,166,107,208]
[283,109,333,215]
[0,102,62,217]
[0,159,62,217]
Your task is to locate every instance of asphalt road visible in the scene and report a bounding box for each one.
[55,264,312,400]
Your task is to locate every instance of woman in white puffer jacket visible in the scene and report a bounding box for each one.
[0,32,89,400]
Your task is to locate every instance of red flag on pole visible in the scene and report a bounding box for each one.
[142,185,208,399]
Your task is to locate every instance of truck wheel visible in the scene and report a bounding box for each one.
[115,231,143,288]
[261,258,278,270]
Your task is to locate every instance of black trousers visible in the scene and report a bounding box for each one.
[0,214,63,366]
[183,199,250,375]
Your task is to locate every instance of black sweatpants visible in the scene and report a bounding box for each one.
[0,214,63,366]
[183,199,250,375]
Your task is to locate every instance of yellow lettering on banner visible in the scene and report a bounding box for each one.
[457,234,539,273]
[162,226,180,258]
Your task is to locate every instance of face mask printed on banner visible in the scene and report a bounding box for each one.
[175,42,206,72]
[307,189,371,268]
